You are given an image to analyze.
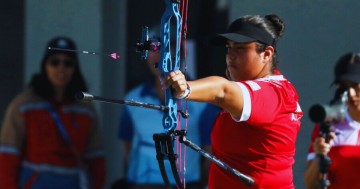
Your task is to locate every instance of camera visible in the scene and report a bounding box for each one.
[308,104,345,123]
[309,91,348,123]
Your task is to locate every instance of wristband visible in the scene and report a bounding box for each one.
[175,83,191,99]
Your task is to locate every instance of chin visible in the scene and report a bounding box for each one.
[53,82,69,88]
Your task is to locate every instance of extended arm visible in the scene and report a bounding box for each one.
[166,71,244,119]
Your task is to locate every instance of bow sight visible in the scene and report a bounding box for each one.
[135,26,161,60]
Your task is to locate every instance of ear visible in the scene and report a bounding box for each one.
[262,46,275,63]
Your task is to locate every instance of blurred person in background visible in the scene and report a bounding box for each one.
[0,36,105,189]
[304,52,360,189]
[117,33,220,189]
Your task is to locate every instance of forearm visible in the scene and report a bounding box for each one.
[187,76,243,118]
[187,76,228,104]
[304,159,320,189]
[167,72,243,118]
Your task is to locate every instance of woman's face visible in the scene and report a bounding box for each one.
[225,41,270,81]
[45,53,75,89]
[342,81,360,111]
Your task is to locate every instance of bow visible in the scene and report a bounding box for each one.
[158,0,182,132]
[152,0,186,188]
[136,0,183,132]
[131,0,187,187]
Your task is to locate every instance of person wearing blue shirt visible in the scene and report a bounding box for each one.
[118,40,220,189]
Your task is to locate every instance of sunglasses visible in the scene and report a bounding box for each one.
[48,58,76,68]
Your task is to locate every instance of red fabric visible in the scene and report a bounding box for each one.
[0,90,104,189]
[327,146,360,189]
[22,104,91,166]
[85,157,106,189]
[307,121,360,189]
[209,76,302,189]
[0,154,21,189]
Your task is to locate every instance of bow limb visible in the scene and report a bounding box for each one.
[159,0,182,132]
[155,0,184,188]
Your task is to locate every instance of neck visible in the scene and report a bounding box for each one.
[261,61,273,76]
[54,87,65,101]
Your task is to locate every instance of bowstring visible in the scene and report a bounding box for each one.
[176,0,189,188]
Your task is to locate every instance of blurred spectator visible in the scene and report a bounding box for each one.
[117,35,220,189]
[0,36,105,189]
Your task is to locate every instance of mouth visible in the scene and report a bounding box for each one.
[227,64,237,69]
[55,73,67,79]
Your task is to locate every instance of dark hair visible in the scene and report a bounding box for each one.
[330,87,346,105]
[241,14,285,73]
[29,37,88,101]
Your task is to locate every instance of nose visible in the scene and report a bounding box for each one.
[56,62,69,70]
